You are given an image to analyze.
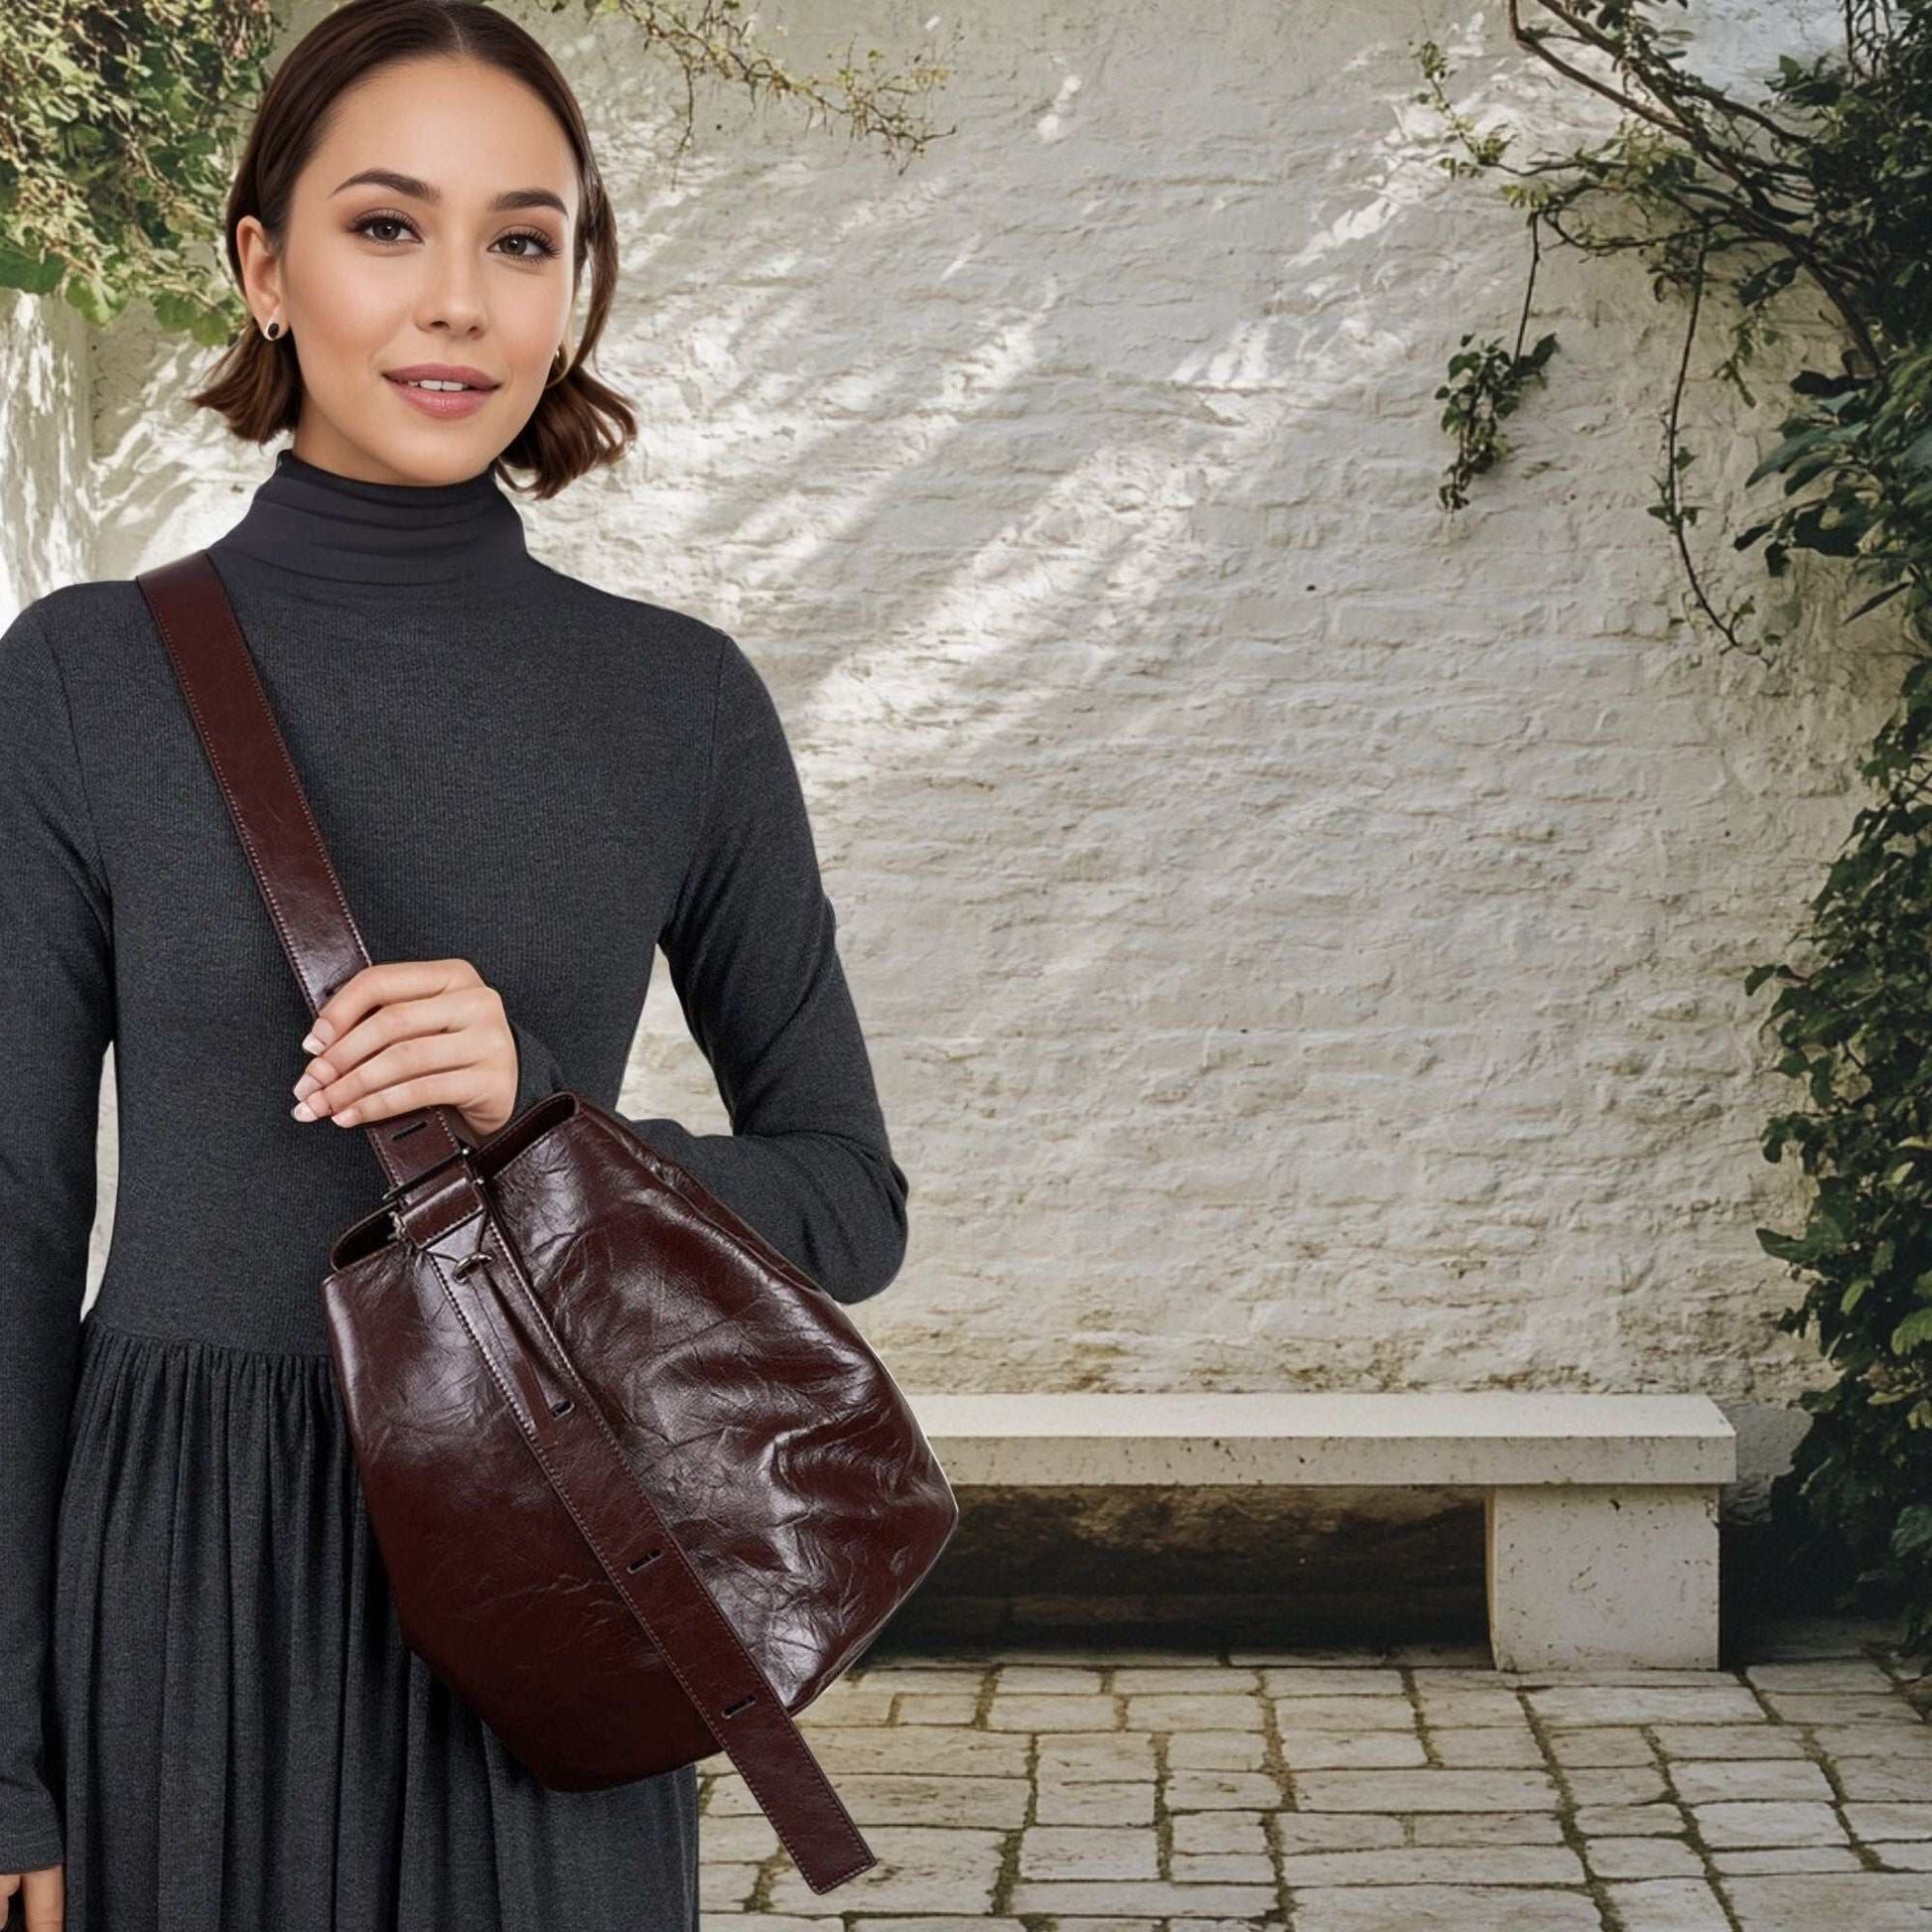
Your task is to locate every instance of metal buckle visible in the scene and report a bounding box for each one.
[377,1138,477,1210]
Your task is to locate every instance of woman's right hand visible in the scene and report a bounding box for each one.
[0,1861,64,1928]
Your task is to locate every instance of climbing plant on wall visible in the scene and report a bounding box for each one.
[0,0,949,344]
[1421,0,1932,1654]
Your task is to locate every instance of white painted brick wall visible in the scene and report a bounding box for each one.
[4,2,1886,1496]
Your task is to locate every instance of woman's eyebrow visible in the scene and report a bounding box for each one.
[330,167,567,217]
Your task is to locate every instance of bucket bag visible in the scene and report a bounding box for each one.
[135,551,960,1895]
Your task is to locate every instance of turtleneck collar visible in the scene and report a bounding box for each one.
[210,447,530,588]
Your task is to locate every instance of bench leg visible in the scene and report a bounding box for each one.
[1485,1484,1720,1670]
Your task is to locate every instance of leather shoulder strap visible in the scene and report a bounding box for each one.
[135,549,471,1203]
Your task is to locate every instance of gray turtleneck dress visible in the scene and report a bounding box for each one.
[0,449,910,1930]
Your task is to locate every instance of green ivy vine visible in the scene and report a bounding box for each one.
[1421,0,1932,1654]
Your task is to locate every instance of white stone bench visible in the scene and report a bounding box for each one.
[905,1391,1736,1669]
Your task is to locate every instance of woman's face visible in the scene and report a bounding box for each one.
[235,56,582,485]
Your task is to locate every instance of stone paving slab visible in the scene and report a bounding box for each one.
[698,1624,1932,1927]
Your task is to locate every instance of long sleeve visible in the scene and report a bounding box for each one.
[0,603,114,1871]
[508,630,909,1306]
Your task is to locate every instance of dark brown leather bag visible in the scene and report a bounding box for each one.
[136,550,959,1895]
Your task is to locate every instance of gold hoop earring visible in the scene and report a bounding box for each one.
[542,341,573,390]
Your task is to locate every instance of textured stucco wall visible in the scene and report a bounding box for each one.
[0,289,92,616]
[2,2,1891,1499]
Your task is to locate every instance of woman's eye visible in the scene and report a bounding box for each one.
[352,211,416,245]
[495,229,560,261]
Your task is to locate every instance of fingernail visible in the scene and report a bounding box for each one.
[292,1099,316,1121]
[301,1032,324,1054]
[336,1106,360,1126]
[292,1074,316,1099]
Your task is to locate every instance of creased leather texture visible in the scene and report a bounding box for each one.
[135,550,959,1895]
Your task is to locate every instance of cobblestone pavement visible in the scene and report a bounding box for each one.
[696,1623,1932,1930]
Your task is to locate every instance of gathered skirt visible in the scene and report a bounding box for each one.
[38,1314,701,1932]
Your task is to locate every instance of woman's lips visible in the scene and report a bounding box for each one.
[384,373,495,420]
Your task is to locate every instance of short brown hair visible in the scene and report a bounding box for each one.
[190,0,635,500]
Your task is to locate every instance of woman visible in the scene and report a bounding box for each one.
[0,2,910,1926]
